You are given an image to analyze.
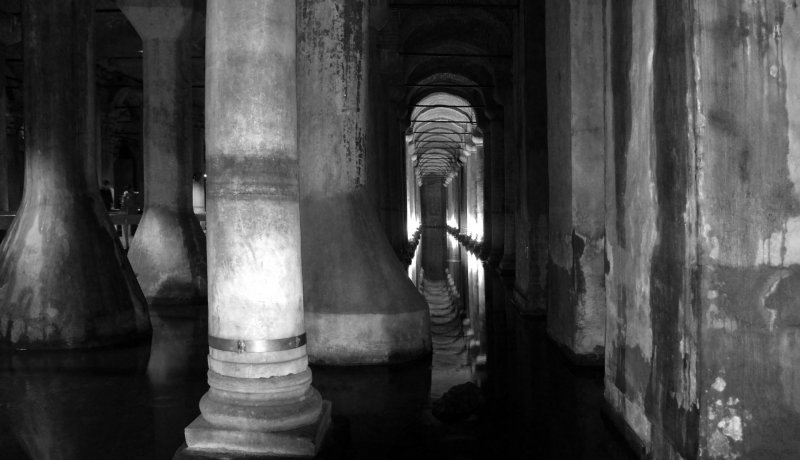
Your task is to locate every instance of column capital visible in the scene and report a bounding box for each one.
[118,0,192,40]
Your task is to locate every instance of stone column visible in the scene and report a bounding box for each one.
[298,0,431,365]
[406,129,420,238]
[474,141,485,241]
[0,0,150,349]
[545,0,606,363]
[181,1,329,456]
[497,83,517,275]
[486,111,505,264]
[0,14,21,213]
[0,54,9,214]
[389,105,410,254]
[514,0,548,315]
[421,178,446,282]
[446,175,461,274]
[119,0,206,305]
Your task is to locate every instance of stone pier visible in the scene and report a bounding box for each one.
[181,1,328,456]
[297,0,431,365]
[0,0,150,349]
[119,0,207,306]
[486,110,505,265]
[545,0,606,363]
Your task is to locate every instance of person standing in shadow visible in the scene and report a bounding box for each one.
[120,184,139,250]
[99,179,114,211]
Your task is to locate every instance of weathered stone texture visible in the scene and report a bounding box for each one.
[546,0,606,360]
[605,1,800,458]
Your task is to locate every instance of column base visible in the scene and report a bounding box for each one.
[182,400,331,458]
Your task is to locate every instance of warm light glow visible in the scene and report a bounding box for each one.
[446,216,458,229]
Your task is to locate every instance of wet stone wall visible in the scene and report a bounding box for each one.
[605,1,800,458]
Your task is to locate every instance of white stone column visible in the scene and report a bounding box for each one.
[181,1,328,456]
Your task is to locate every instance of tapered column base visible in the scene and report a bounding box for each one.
[182,400,331,458]
[498,256,515,276]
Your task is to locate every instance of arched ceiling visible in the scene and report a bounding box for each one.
[390,1,513,187]
[408,92,482,186]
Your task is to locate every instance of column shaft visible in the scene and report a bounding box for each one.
[546,0,606,361]
[486,118,505,263]
[500,98,517,274]
[0,60,8,213]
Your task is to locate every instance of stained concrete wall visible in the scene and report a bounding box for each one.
[605,1,800,458]
[545,0,606,361]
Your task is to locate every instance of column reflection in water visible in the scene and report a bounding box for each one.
[0,343,152,459]
[146,308,207,459]
[0,306,209,460]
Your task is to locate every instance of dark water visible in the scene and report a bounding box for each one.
[0,233,635,459]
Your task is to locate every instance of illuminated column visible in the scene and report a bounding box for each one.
[406,130,420,237]
[119,0,206,305]
[475,133,486,246]
[0,0,150,349]
[182,1,329,456]
[298,0,431,365]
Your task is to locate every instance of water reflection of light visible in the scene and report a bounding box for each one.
[467,216,483,241]
[407,238,420,286]
[407,215,420,239]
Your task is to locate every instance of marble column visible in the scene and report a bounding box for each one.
[181,1,329,457]
[119,0,207,305]
[298,0,431,365]
[0,0,150,349]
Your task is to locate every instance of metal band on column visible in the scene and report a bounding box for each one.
[208,333,307,354]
